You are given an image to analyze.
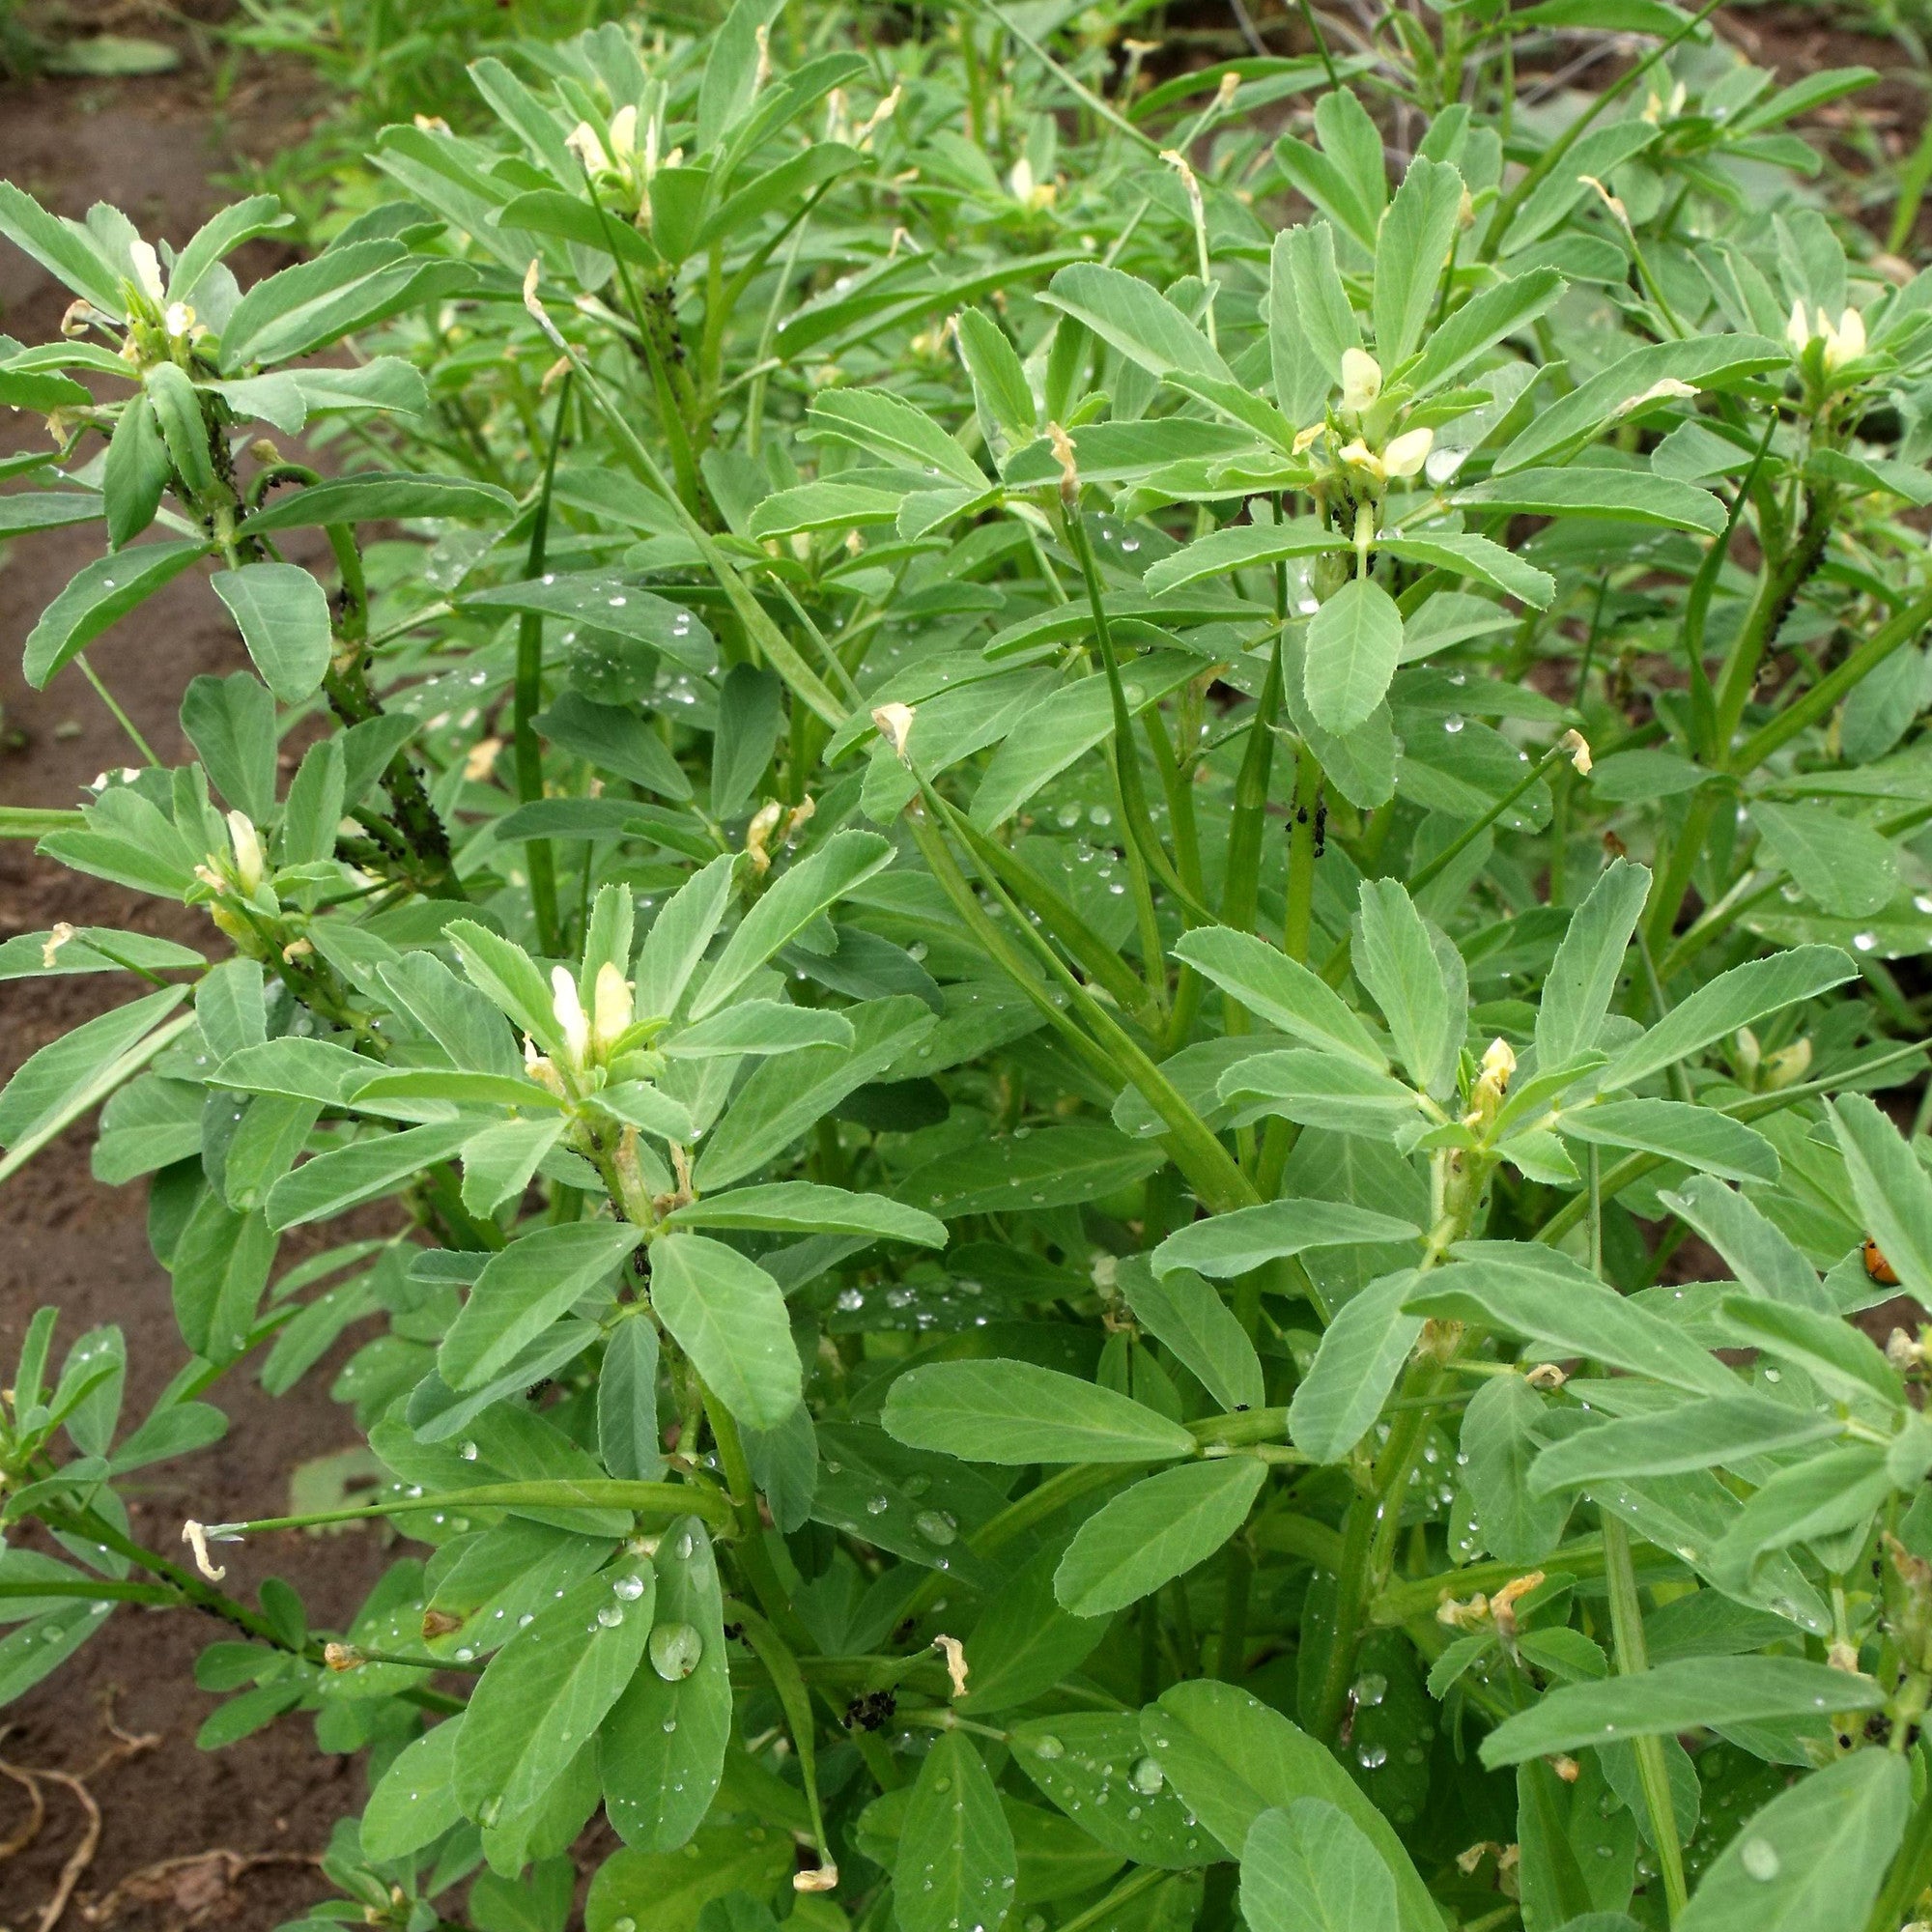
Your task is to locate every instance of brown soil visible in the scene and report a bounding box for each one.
[0,46,387,1932]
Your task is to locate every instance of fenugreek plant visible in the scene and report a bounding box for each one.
[8,5,1932,1929]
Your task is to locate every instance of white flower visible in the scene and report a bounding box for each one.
[1560,728,1592,775]
[1340,347,1382,415]
[163,301,192,339]
[551,965,590,1065]
[225,810,264,896]
[1821,305,1865,372]
[1480,1037,1517,1091]
[593,961,633,1052]
[128,239,164,305]
[609,103,639,162]
[1786,298,1812,357]
[1382,426,1435,479]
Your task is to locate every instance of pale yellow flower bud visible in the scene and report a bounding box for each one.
[226,810,264,896]
[551,964,590,1065]
[129,239,164,305]
[593,961,633,1052]
[1382,425,1435,479]
[1340,347,1382,415]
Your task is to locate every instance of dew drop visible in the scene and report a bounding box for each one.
[650,1621,702,1680]
[1741,1839,1779,1882]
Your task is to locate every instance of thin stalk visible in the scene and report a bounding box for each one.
[1283,743,1323,964]
[73,653,158,765]
[1603,1514,1689,1918]
[514,376,571,956]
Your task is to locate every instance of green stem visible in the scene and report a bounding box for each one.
[1603,1514,1689,1919]
[514,376,570,956]
[1283,743,1322,965]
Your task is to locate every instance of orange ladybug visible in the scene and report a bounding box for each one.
[1864,1237,1900,1288]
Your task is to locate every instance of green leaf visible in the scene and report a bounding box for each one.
[1456,467,1726,533]
[1120,1263,1265,1412]
[211,1037,374,1106]
[1599,946,1856,1093]
[1663,1175,1826,1310]
[219,243,474,368]
[1749,802,1897,919]
[693,997,937,1191]
[596,1318,666,1486]
[1495,336,1784,474]
[1154,1199,1420,1279]
[665,1002,854,1059]
[447,921,565,1056]
[1713,1295,1901,1409]
[1829,1094,1932,1304]
[1173,927,1387,1070]
[956,308,1037,447]
[1009,1713,1214,1869]
[0,987,185,1152]
[806,388,986,490]
[1404,269,1565,396]
[896,1123,1164,1219]
[959,1547,1108,1717]
[23,539,208,688]
[1460,1374,1569,1561]
[1408,1247,1736,1395]
[1378,532,1554,609]
[635,855,737,1019]
[665,1180,944,1245]
[440,1222,639,1393]
[1530,1394,1840,1492]
[144,360,213,497]
[265,1122,474,1230]
[1304,579,1404,735]
[1053,1459,1265,1616]
[1241,1799,1398,1932]
[1374,156,1464,366]
[1678,1743,1905,1932]
[895,1730,1017,1932]
[1142,1681,1439,1930]
[1537,858,1653,1067]
[1559,1099,1780,1184]
[1355,878,1458,1095]
[649,1233,799,1430]
[361,1718,465,1861]
[1479,1658,1886,1767]
[534,690,693,800]
[1142,519,1342,597]
[692,831,895,1019]
[453,1558,653,1822]
[180,670,277,821]
[456,1113,564,1213]
[168,1197,274,1360]
[209,563,334,703]
[245,471,516,533]
[585,1826,793,1932]
[0,184,126,314]
[603,1515,728,1852]
[1288,1269,1422,1462]
[884,1359,1199,1465]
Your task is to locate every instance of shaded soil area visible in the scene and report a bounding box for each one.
[0,53,387,1932]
